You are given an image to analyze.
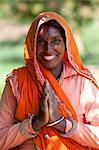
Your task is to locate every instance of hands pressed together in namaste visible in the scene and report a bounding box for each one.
[31,80,73,133]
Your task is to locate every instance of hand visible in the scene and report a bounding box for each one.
[32,81,49,130]
[47,83,61,123]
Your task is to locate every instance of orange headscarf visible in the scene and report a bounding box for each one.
[13,12,98,150]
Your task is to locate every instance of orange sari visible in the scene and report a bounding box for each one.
[13,12,98,150]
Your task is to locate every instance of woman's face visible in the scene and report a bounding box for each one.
[36,25,65,69]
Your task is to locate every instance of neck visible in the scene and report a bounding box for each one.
[50,61,63,79]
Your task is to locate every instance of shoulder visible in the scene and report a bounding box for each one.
[6,66,29,87]
[12,66,27,75]
[10,66,29,81]
[63,64,98,96]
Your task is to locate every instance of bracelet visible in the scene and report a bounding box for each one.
[47,117,64,127]
[64,118,77,136]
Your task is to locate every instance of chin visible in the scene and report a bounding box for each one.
[43,64,55,69]
[42,62,56,69]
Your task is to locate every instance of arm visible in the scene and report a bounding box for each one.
[47,81,76,136]
[47,78,99,149]
[0,81,38,149]
[70,79,99,148]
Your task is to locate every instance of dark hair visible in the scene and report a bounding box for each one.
[39,20,66,47]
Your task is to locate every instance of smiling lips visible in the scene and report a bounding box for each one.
[43,55,56,61]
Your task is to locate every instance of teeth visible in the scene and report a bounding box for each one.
[43,55,56,61]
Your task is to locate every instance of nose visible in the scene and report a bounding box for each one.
[45,41,52,52]
[48,42,52,52]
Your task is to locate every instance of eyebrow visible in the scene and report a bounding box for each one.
[38,35,63,39]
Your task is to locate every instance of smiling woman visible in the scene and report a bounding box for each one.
[36,20,65,78]
[0,12,99,150]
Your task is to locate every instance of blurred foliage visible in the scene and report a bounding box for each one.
[81,20,99,64]
[0,0,99,29]
[0,39,24,64]
[0,38,24,96]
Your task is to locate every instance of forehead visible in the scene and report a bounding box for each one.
[38,26,62,37]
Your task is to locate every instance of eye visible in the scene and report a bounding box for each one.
[52,38,62,45]
[37,38,45,45]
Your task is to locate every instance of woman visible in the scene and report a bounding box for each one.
[0,12,99,150]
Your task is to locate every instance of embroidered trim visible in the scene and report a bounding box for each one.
[67,43,97,86]
[6,73,20,103]
[33,23,45,86]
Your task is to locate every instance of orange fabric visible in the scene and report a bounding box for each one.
[14,12,98,150]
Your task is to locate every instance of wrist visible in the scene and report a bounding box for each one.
[31,115,43,131]
[19,119,39,139]
[50,114,61,123]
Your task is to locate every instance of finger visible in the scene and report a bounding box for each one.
[42,80,47,94]
[41,83,48,100]
[45,82,58,107]
[40,95,49,112]
[49,87,58,106]
[40,89,49,111]
[42,80,50,94]
[48,84,56,99]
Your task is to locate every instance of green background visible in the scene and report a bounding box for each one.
[0,0,99,96]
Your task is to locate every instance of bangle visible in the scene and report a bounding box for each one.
[56,118,77,137]
[64,118,77,136]
[47,117,64,127]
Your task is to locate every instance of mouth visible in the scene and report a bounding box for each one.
[43,55,56,61]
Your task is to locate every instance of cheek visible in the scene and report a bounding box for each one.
[58,42,65,48]
[36,48,41,59]
[36,46,42,56]
[57,44,65,54]
[37,45,44,53]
